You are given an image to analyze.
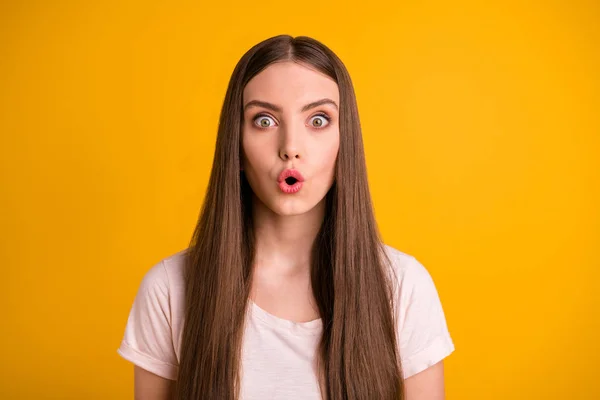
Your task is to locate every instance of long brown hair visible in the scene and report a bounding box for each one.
[175,34,404,400]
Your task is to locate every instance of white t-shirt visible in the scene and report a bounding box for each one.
[117,244,455,398]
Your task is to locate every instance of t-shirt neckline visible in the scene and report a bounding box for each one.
[249,299,323,335]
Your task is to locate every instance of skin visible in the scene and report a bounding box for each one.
[134,60,446,399]
[241,61,340,323]
[133,367,175,400]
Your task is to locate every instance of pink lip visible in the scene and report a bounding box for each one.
[277,169,305,194]
[277,169,305,183]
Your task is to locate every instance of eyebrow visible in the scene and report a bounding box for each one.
[243,98,338,113]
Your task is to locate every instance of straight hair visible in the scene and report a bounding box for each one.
[174,34,404,400]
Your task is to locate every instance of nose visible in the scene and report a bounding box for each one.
[278,123,302,161]
[279,149,300,161]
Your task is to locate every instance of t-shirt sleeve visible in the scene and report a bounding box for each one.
[397,256,455,379]
[117,260,179,380]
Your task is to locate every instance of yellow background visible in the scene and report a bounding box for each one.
[1,1,598,398]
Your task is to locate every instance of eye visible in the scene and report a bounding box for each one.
[253,114,277,128]
[308,113,331,128]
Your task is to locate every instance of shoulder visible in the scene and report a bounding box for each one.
[380,242,443,314]
[140,248,188,295]
[381,243,434,291]
[131,248,188,328]
[381,243,455,378]
[381,243,418,273]
[117,248,189,378]
[161,248,188,289]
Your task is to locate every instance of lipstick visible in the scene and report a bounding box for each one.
[277,169,305,194]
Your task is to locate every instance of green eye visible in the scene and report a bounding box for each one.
[309,114,330,128]
[254,115,276,128]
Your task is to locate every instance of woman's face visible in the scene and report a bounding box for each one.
[241,61,340,216]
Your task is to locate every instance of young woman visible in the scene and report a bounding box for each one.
[117,34,455,400]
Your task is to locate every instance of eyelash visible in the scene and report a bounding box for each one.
[311,113,332,125]
[252,112,332,129]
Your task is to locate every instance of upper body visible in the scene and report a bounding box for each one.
[118,34,455,399]
[117,244,455,399]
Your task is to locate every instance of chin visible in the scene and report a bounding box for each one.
[271,193,329,217]
[271,201,313,217]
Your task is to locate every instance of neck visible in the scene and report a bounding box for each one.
[251,194,325,277]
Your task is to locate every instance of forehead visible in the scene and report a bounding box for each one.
[243,61,339,106]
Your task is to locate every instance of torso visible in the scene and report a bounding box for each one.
[151,244,449,399]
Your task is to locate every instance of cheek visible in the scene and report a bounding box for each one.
[316,134,340,172]
[242,136,275,188]
[242,133,267,166]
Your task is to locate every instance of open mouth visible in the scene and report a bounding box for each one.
[278,169,304,194]
[284,177,298,185]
